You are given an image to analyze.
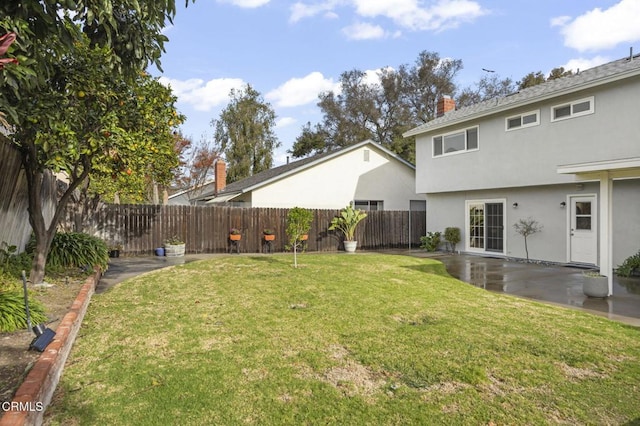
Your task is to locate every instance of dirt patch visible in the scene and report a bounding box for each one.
[0,273,86,406]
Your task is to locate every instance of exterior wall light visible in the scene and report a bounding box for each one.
[560,201,566,208]
[512,202,518,208]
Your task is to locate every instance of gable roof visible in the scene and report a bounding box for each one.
[209,140,414,202]
[404,54,640,137]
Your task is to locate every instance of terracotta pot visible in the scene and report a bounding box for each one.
[229,234,241,241]
[264,234,275,241]
[300,234,308,241]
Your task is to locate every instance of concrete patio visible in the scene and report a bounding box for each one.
[414,252,640,326]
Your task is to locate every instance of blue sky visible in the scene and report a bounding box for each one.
[153,0,640,165]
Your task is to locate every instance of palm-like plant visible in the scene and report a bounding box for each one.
[329,204,367,241]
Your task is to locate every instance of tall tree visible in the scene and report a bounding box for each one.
[457,74,517,108]
[212,84,280,183]
[290,51,463,163]
[0,0,191,283]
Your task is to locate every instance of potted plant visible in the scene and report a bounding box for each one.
[108,242,122,258]
[229,228,241,241]
[329,204,367,253]
[263,228,275,241]
[164,236,185,257]
[443,227,461,253]
[582,271,609,298]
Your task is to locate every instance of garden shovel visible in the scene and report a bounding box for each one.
[21,270,56,352]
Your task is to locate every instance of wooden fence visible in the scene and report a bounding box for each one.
[88,204,426,255]
[0,140,57,252]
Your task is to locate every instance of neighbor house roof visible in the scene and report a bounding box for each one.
[207,140,414,203]
[404,53,640,137]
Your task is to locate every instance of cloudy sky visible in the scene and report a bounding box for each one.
[153,0,640,165]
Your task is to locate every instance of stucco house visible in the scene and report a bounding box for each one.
[404,53,640,294]
[167,180,217,205]
[206,139,426,211]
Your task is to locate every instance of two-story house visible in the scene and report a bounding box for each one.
[404,53,640,295]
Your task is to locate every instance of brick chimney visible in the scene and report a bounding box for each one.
[436,95,456,117]
[214,159,226,194]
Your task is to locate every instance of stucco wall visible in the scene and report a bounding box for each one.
[426,179,639,266]
[250,145,423,209]
[416,79,640,194]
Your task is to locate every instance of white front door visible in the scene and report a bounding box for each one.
[569,195,598,265]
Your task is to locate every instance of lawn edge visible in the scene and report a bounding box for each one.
[0,269,100,426]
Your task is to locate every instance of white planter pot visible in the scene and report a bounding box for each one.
[343,240,358,253]
[583,276,608,298]
[165,243,185,257]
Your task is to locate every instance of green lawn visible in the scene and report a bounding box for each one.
[46,254,640,425]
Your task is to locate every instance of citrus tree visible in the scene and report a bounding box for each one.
[0,0,192,283]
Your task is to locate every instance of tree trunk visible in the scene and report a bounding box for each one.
[21,145,91,284]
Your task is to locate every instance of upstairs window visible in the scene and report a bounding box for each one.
[506,110,539,131]
[551,96,594,122]
[433,126,479,157]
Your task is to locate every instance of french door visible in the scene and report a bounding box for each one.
[466,200,505,253]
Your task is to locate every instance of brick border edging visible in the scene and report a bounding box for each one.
[0,270,100,426]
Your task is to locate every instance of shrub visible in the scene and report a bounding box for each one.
[0,241,33,281]
[46,232,109,272]
[420,231,442,252]
[0,289,48,332]
[617,250,640,277]
[443,227,461,253]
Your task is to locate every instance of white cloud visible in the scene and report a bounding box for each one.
[217,0,270,8]
[276,117,297,128]
[266,72,339,107]
[561,56,611,73]
[290,0,341,23]
[291,0,487,32]
[159,77,246,111]
[549,15,570,27]
[342,22,387,40]
[556,0,640,52]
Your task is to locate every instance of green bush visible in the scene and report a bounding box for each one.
[617,250,640,277]
[0,241,33,284]
[0,289,48,332]
[443,227,461,252]
[46,232,109,272]
[420,231,442,252]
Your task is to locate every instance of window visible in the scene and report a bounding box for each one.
[432,126,479,157]
[551,96,594,122]
[354,200,383,211]
[506,110,539,131]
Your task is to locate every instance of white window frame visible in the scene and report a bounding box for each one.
[550,96,594,122]
[432,126,479,158]
[505,110,540,131]
[464,199,507,255]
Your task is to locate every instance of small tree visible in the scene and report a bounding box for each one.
[513,217,543,262]
[286,207,313,268]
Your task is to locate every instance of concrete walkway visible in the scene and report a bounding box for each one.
[98,251,640,326]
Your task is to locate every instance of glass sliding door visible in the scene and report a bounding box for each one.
[466,200,505,254]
